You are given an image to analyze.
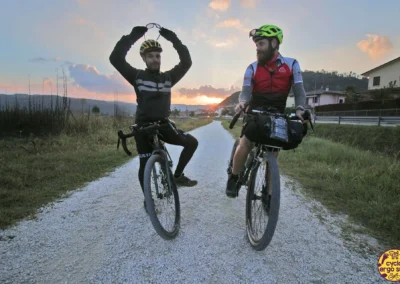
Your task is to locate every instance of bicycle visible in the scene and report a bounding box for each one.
[117,118,180,240]
[227,108,312,251]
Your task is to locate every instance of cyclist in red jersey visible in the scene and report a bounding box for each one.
[226,24,307,198]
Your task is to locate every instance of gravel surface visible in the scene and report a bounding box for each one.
[0,121,386,283]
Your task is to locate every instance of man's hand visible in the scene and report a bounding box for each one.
[130,26,148,37]
[296,109,309,124]
[159,27,178,42]
[235,102,248,113]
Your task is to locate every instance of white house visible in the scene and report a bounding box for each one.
[361,56,400,90]
[286,88,346,108]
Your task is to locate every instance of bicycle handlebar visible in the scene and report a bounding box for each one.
[229,107,314,131]
[117,119,174,156]
[229,111,242,129]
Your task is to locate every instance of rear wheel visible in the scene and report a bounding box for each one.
[143,154,180,240]
[245,152,280,251]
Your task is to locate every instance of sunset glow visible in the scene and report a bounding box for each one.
[1,0,398,105]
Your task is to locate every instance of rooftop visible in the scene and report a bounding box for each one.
[361,56,400,77]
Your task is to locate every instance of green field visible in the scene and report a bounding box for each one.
[0,116,212,229]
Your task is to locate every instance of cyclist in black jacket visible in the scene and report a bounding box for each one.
[109,25,199,208]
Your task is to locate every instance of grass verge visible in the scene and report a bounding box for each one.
[312,123,400,159]
[0,117,212,229]
[220,119,400,246]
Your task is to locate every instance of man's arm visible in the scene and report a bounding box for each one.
[161,28,192,87]
[291,60,306,111]
[235,64,254,112]
[109,27,147,86]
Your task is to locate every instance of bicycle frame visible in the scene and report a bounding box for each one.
[117,119,177,197]
[238,143,279,188]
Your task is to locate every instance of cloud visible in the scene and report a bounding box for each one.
[216,18,242,29]
[178,85,240,98]
[209,0,231,11]
[29,57,62,63]
[70,16,105,40]
[357,34,394,60]
[43,77,54,87]
[207,36,239,48]
[241,0,256,8]
[216,18,249,33]
[68,64,134,94]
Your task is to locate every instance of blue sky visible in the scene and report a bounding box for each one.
[0,0,399,104]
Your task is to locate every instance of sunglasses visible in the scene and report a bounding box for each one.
[145,23,162,40]
[146,23,161,29]
[249,28,262,38]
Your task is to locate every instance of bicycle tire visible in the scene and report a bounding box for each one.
[245,151,280,251]
[143,154,180,240]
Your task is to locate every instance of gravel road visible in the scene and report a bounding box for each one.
[0,121,386,283]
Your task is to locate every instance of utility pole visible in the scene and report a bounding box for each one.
[56,68,59,96]
[28,74,31,95]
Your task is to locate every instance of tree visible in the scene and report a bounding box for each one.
[92,105,100,115]
[344,85,360,102]
[221,108,230,116]
[172,108,180,117]
[372,87,392,101]
[189,111,195,117]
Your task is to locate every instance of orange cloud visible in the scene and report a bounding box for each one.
[43,78,54,87]
[207,36,239,48]
[217,18,242,28]
[209,0,231,11]
[71,16,105,39]
[216,18,249,33]
[241,0,256,8]
[357,34,394,60]
[76,17,89,25]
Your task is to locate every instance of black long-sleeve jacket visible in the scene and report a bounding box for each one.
[109,33,192,123]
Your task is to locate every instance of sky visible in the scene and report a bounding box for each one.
[0,0,399,105]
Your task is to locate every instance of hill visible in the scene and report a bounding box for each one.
[217,70,368,108]
[0,94,136,116]
[302,70,368,92]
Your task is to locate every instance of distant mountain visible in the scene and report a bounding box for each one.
[170,104,210,111]
[0,94,136,116]
[217,91,240,108]
[0,94,213,115]
[301,70,368,92]
[217,70,368,108]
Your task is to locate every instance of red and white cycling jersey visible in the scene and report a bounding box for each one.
[243,53,303,96]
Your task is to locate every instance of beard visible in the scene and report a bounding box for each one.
[146,62,160,72]
[257,47,276,65]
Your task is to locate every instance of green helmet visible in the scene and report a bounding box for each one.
[249,24,283,44]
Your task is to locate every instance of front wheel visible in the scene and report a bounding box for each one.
[245,152,280,251]
[143,154,180,240]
